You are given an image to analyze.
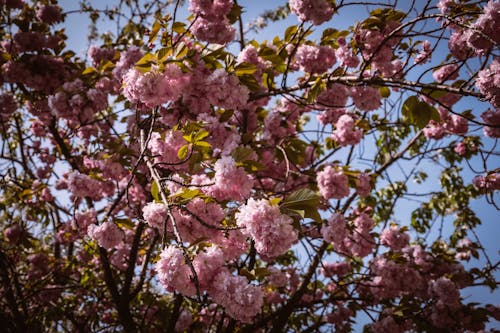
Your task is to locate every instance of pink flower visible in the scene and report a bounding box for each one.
[208,156,253,201]
[193,245,225,289]
[414,40,432,64]
[317,166,350,200]
[142,202,169,229]
[332,114,363,146]
[350,86,381,111]
[321,213,348,245]
[295,44,336,74]
[36,4,63,24]
[380,225,410,250]
[191,17,235,45]
[289,0,334,25]
[476,58,500,108]
[210,270,263,322]
[481,108,500,137]
[87,221,122,250]
[0,92,18,122]
[235,198,298,259]
[433,63,459,82]
[122,64,187,108]
[155,245,196,296]
[356,173,371,197]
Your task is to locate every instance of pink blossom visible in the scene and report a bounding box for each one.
[321,261,351,277]
[210,270,263,322]
[380,225,410,250]
[87,221,122,250]
[235,198,298,259]
[189,0,233,17]
[336,37,360,68]
[87,46,115,67]
[73,209,96,234]
[332,114,363,146]
[113,46,143,80]
[433,63,459,82]
[193,245,225,289]
[356,173,371,197]
[191,17,235,45]
[36,4,63,24]
[0,92,18,122]
[289,0,334,25]
[321,213,348,245]
[3,224,22,243]
[148,131,187,170]
[316,166,350,200]
[208,156,253,201]
[476,58,500,108]
[414,40,432,64]
[155,245,196,296]
[122,64,187,108]
[295,44,336,74]
[448,31,471,60]
[481,108,500,137]
[315,84,349,109]
[205,69,249,109]
[67,171,107,201]
[466,0,500,54]
[142,202,168,229]
[350,86,381,111]
[454,141,467,155]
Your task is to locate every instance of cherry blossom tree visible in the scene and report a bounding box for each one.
[1,0,500,332]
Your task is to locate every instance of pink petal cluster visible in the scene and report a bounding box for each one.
[332,114,363,146]
[113,46,143,80]
[208,156,253,201]
[148,131,188,171]
[336,37,360,68]
[321,261,351,278]
[210,270,263,323]
[350,86,381,111]
[235,198,298,259]
[87,221,122,250]
[414,40,432,64]
[321,213,348,246]
[189,0,235,44]
[356,173,371,197]
[481,108,500,137]
[67,171,111,201]
[316,166,350,200]
[380,225,410,250]
[36,5,63,24]
[192,245,225,289]
[466,0,500,54]
[87,45,115,67]
[295,44,336,74]
[122,64,187,109]
[205,69,249,110]
[289,0,334,25]
[0,92,18,122]
[476,58,500,108]
[155,245,196,296]
[433,63,459,83]
[142,202,168,229]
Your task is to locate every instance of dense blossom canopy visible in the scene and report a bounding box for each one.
[0,0,499,332]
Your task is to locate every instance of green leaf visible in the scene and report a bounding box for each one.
[194,141,211,148]
[402,96,439,129]
[82,66,97,75]
[281,189,321,222]
[172,21,186,34]
[307,77,325,103]
[177,144,189,160]
[151,180,160,202]
[379,86,391,98]
[194,129,209,142]
[234,62,257,76]
[148,20,161,43]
